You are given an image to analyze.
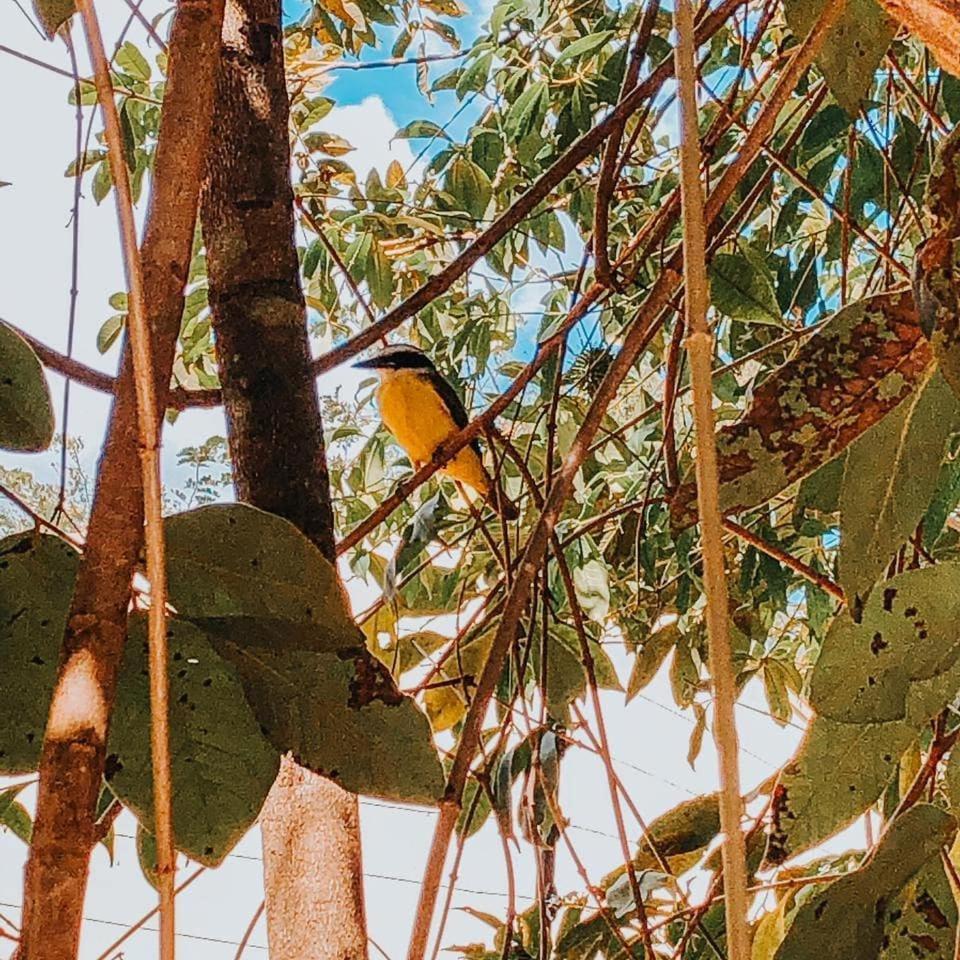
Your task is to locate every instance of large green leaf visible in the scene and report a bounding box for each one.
[709,250,782,326]
[0,533,79,773]
[165,503,356,652]
[775,805,956,960]
[768,564,960,863]
[107,615,280,866]
[784,0,897,116]
[213,640,444,804]
[671,292,933,528]
[812,563,960,724]
[0,321,55,452]
[839,370,960,604]
[164,503,442,803]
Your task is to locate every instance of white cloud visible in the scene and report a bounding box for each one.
[325,94,420,181]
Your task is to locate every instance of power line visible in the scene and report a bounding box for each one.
[0,901,268,952]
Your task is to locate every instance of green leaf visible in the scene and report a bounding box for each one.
[793,455,845,523]
[0,533,80,773]
[784,0,897,116]
[0,797,33,844]
[709,250,782,325]
[32,0,74,36]
[164,503,356,652]
[670,292,932,529]
[916,129,960,401]
[922,448,960,548]
[0,781,31,844]
[769,563,960,863]
[774,805,956,960]
[137,825,161,890]
[625,628,675,701]
[366,240,394,309]
[504,81,548,142]
[107,615,280,866]
[214,641,444,804]
[0,320,55,452]
[839,370,960,604]
[97,314,125,354]
[393,119,450,141]
[116,41,151,82]
[878,859,957,960]
[445,156,492,220]
[456,50,492,99]
[553,31,615,65]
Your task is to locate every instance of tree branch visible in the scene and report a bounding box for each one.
[404,5,849,957]
[18,4,225,957]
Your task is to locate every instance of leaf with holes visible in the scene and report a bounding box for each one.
[0,533,79,773]
[768,563,960,863]
[774,805,955,960]
[107,615,280,866]
[784,0,897,116]
[213,639,443,804]
[670,292,933,529]
[0,321,55,452]
[878,859,957,960]
[839,370,960,604]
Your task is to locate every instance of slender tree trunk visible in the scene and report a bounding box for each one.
[201,3,368,958]
[17,4,224,957]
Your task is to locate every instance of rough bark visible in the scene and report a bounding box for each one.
[17,4,224,958]
[876,0,960,78]
[201,2,368,958]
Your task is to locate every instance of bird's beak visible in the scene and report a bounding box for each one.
[352,356,381,370]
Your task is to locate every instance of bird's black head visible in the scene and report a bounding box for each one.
[353,344,437,371]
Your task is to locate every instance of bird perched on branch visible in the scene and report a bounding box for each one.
[354,344,518,520]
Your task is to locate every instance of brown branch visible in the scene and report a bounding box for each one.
[875,0,960,79]
[313,0,745,378]
[593,0,660,290]
[674,0,749,951]
[404,7,849,958]
[723,519,845,602]
[10,323,223,409]
[91,868,207,960]
[76,2,176,949]
[17,3,225,958]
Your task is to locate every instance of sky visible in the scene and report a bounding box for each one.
[0,2,867,958]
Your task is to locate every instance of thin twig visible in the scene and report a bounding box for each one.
[723,519,845,603]
[76,2,175,956]
[91,868,206,960]
[232,901,265,960]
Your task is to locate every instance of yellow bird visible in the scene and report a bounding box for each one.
[354,344,517,519]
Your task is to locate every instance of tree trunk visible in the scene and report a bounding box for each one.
[201,3,368,959]
[17,4,224,957]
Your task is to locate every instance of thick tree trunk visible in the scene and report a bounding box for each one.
[17,4,224,957]
[201,3,368,959]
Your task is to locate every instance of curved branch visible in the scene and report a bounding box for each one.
[11,324,223,409]
[312,0,745,378]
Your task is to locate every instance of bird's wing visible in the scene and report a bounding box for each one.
[426,369,483,455]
